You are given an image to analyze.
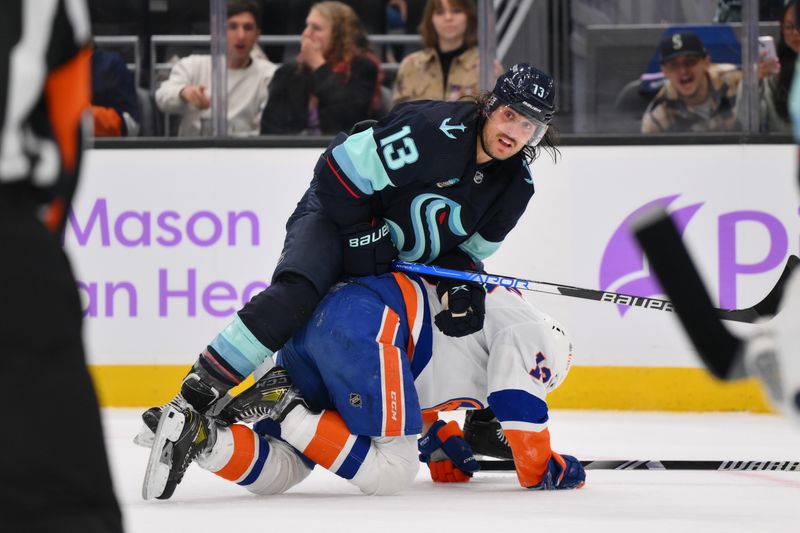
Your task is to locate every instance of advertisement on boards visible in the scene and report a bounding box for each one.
[69,145,799,371]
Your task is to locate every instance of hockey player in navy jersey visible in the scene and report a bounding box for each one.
[139,63,560,455]
[143,272,585,499]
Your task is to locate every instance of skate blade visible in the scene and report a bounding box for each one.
[142,406,186,500]
[133,421,156,448]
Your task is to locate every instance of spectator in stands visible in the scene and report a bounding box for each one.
[260,1,383,135]
[91,44,141,137]
[385,0,409,64]
[393,0,497,104]
[760,0,800,132]
[155,1,276,136]
[642,31,744,133]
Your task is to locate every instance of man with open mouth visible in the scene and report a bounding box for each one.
[642,30,744,134]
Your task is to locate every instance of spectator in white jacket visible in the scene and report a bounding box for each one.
[155,1,276,136]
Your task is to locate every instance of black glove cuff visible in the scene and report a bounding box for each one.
[435,276,485,301]
[341,220,398,277]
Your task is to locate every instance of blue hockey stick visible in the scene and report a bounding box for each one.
[390,258,798,324]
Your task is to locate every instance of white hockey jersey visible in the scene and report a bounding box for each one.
[399,274,574,487]
[277,272,574,487]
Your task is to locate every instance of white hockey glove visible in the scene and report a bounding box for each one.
[744,269,800,426]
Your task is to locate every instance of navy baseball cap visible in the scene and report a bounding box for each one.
[659,31,708,63]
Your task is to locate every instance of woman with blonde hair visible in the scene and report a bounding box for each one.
[261,1,383,134]
[393,0,498,104]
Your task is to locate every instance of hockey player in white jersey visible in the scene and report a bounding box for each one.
[143,272,585,499]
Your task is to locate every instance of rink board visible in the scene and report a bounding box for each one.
[70,145,799,409]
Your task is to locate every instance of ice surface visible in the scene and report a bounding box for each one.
[104,409,800,533]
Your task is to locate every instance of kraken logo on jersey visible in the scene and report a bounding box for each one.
[439,117,467,139]
[385,193,468,263]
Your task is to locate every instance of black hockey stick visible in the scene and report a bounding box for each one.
[392,255,798,324]
[477,459,800,472]
[632,208,798,379]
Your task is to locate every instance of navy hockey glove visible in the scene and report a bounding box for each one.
[341,221,398,277]
[528,452,585,490]
[434,278,486,337]
[418,420,480,482]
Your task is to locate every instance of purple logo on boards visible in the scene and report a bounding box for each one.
[599,195,703,316]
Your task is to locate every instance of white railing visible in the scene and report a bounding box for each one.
[149,34,424,94]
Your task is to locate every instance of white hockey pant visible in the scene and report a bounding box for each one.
[197,407,419,496]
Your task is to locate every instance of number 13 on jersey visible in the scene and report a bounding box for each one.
[379,125,419,170]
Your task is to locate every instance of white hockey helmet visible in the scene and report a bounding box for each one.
[541,315,574,392]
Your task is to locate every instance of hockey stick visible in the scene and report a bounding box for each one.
[632,209,799,380]
[477,459,800,472]
[391,256,798,324]
[632,209,743,379]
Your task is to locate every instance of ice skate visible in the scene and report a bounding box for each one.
[217,366,310,426]
[142,405,216,500]
[463,408,513,460]
[133,395,187,448]
[134,369,235,448]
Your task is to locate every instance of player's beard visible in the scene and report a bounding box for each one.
[480,127,518,161]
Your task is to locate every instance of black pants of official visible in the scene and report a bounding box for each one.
[0,204,123,532]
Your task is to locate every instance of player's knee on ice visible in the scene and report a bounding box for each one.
[247,438,313,495]
[350,435,419,496]
[197,426,312,495]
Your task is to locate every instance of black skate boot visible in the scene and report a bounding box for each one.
[217,366,311,426]
[134,361,235,447]
[133,395,187,448]
[142,405,217,500]
[463,407,513,460]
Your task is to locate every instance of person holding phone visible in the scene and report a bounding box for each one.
[760,0,800,132]
[642,31,745,133]
[641,30,779,134]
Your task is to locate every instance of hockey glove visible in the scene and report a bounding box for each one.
[418,420,480,482]
[341,221,398,277]
[434,278,486,337]
[528,452,585,490]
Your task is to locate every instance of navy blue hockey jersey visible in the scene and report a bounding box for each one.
[316,100,536,270]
